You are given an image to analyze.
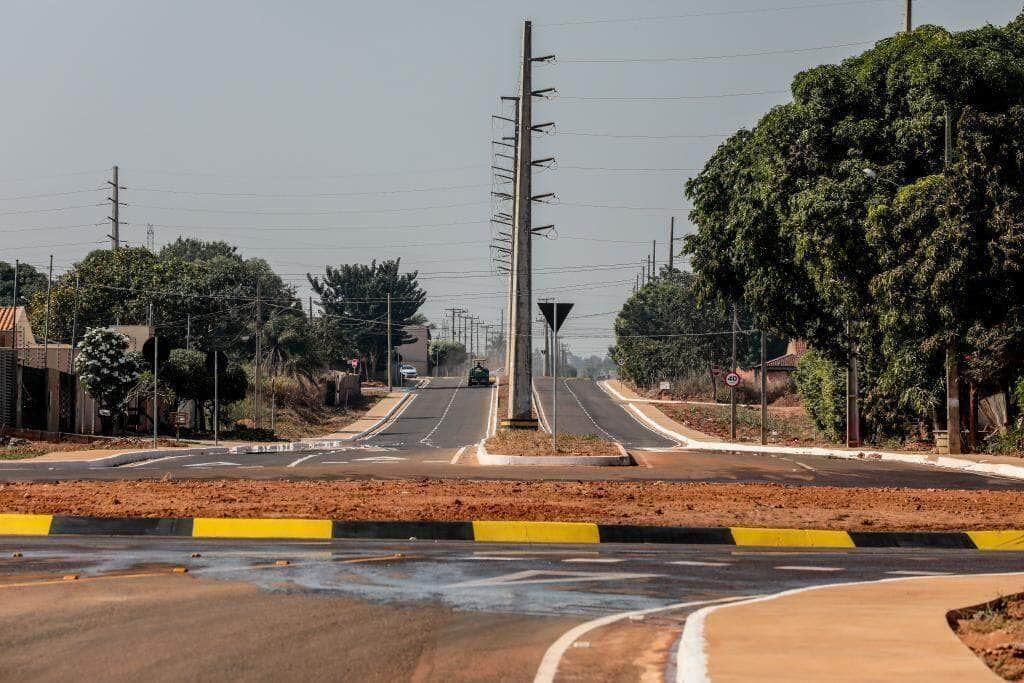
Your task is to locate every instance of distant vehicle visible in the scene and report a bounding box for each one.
[468,361,490,387]
[398,364,418,379]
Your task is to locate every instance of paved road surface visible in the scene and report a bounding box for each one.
[2,535,1022,681]
[533,378,676,449]
[1,377,1022,490]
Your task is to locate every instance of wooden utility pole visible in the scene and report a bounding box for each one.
[730,304,738,442]
[108,165,121,250]
[254,280,262,429]
[905,0,912,32]
[506,20,537,426]
[387,292,393,392]
[668,217,675,271]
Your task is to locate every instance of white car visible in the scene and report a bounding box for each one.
[398,364,418,379]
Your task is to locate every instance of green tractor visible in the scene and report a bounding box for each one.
[468,359,490,387]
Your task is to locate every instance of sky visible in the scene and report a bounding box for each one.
[2,0,1021,356]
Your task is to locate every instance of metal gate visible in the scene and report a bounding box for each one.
[59,371,76,433]
[0,349,14,429]
[19,366,46,431]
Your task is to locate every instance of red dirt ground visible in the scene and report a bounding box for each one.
[954,593,1024,680]
[4,479,1024,530]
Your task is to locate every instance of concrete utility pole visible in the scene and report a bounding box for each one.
[9,260,17,349]
[668,217,675,271]
[760,331,767,446]
[847,321,861,447]
[254,280,262,429]
[730,304,738,442]
[506,19,536,427]
[905,0,912,32]
[387,292,393,392]
[108,165,121,250]
[651,240,657,277]
[945,104,962,455]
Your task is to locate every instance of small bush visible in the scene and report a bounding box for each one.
[794,350,845,442]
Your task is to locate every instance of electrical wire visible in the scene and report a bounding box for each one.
[559,90,788,101]
[126,182,489,198]
[559,40,877,63]
[541,1,905,27]
[131,201,489,216]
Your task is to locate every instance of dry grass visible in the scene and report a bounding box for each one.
[485,429,621,456]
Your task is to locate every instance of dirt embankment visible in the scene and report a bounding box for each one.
[5,479,1024,530]
[953,593,1024,680]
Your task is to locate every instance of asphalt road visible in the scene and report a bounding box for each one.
[533,377,676,449]
[1,377,1022,490]
[2,535,1023,681]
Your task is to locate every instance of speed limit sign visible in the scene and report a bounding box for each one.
[725,372,741,388]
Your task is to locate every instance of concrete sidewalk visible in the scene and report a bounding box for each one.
[314,391,408,439]
[687,572,1024,682]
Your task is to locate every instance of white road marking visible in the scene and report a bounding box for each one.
[449,569,660,589]
[450,445,467,464]
[183,461,240,468]
[886,570,952,576]
[419,383,462,448]
[122,454,192,468]
[287,453,322,468]
[560,378,619,442]
[671,560,732,567]
[461,556,529,561]
[423,459,449,463]
[353,455,407,463]
[534,595,749,683]
[785,458,816,472]
[774,565,844,572]
[562,558,624,564]
[319,460,349,464]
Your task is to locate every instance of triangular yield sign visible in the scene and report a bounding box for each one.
[538,302,573,332]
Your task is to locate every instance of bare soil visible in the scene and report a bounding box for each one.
[485,430,621,456]
[953,593,1024,680]
[5,479,1024,530]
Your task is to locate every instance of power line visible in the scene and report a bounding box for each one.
[146,219,486,233]
[559,40,876,64]
[126,182,489,198]
[557,130,730,140]
[541,0,906,27]
[0,203,104,217]
[128,164,486,180]
[0,188,104,202]
[558,90,788,101]
[131,200,489,216]
[0,169,107,185]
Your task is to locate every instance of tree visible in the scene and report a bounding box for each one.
[684,16,1024,438]
[612,270,783,388]
[261,310,322,382]
[162,348,249,431]
[429,339,467,373]
[0,261,47,309]
[309,259,426,377]
[74,328,141,433]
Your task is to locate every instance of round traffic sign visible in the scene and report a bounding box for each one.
[616,357,625,366]
[725,372,741,388]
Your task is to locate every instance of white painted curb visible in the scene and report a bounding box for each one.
[598,381,1024,482]
[67,390,417,467]
[475,439,633,467]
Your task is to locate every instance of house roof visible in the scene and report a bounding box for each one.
[0,306,27,332]
[766,353,800,369]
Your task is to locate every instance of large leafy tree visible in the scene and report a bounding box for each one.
[684,16,1024,432]
[0,261,48,309]
[611,270,783,388]
[309,259,426,376]
[161,348,249,430]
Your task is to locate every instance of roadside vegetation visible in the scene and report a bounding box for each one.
[613,15,1024,454]
[485,430,621,457]
[953,594,1024,681]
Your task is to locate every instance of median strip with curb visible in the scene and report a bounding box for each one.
[2,513,1024,549]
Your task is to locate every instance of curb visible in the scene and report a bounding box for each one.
[598,381,1024,482]
[2,513,1023,549]
[51,391,416,468]
[475,440,633,466]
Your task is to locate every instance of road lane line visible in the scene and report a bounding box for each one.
[121,454,193,468]
[450,445,467,464]
[534,595,749,683]
[419,382,461,448]
[561,379,619,442]
[287,453,322,468]
[563,558,624,564]
[774,565,844,572]
[671,560,732,567]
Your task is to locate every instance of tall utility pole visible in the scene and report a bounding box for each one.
[945,104,961,455]
[847,321,861,447]
[760,331,767,446]
[387,293,393,392]
[905,0,912,32]
[507,20,536,426]
[254,280,262,429]
[108,165,122,250]
[651,240,657,277]
[9,260,17,349]
[730,304,738,442]
[668,217,675,271]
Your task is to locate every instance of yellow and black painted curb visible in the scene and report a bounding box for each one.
[1,513,1023,550]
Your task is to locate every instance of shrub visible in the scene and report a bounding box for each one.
[794,350,845,442]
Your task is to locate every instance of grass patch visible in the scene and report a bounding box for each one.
[486,429,621,456]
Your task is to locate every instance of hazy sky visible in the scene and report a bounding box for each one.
[2,0,1020,356]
